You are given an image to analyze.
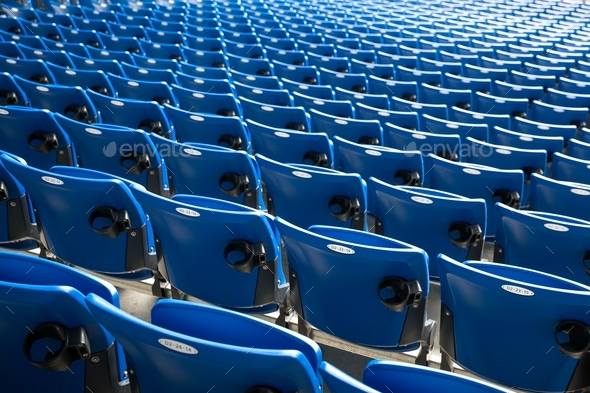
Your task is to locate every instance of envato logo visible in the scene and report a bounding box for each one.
[103,141,201,158]
[402,141,495,159]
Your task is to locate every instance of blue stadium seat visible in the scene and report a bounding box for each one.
[391,95,448,120]
[494,202,590,286]
[272,59,319,84]
[320,360,509,393]
[529,173,590,222]
[0,106,74,170]
[546,88,590,109]
[128,184,287,310]
[492,127,563,162]
[552,152,590,184]
[240,96,310,131]
[473,91,529,118]
[383,123,462,162]
[0,55,55,84]
[0,71,28,105]
[257,155,367,230]
[320,67,368,93]
[184,49,228,68]
[421,114,489,142]
[46,63,114,96]
[530,100,589,129]
[108,74,176,106]
[87,89,174,139]
[513,117,576,144]
[175,72,233,94]
[420,83,472,110]
[438,254,590,392]
[235,81,293,106]
[568,138,590,161]
[86,296,323,393]
[276,217,433,356]
[163,105,250,151]
[149,134,264,209]
[427,154,524,235]
[54,115,171,196]
[334,136,423,186]
[369,177,485,277]
[293,91,354,118]
[171,83,241,115]
[0,158,159,282]
[120,62,178,85]
[229,69,283,90]
[443,73,492,94]
[356,102,419,131]
[334,87,389,110]
[450,106,510,132]
[246,119,334,168]
[0,251,128,392]
[69,53,125,77]
[310,108,383,145]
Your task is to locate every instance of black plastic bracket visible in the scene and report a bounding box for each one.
[583,252,590,276]
[328,196,360,222]
[63,104,89,122]
[7,194,39,241]
[88,207,131,239]
[23,323,90,371]
[224,240,266,274]
[218,134,243,150]
[394,170,421,186]
[439,302,456,370]
[378,277,422,313]
[0,90,19,105]
[28,131,58,154]
[219,173,250,198]
[358,136,380,145]
[555,320,590,359]
[493,243,505,263]
[303,151,329,167]
[493,189,520,209]
[448,222,482,249]
[138,119,163,136]
[119,151,151,176]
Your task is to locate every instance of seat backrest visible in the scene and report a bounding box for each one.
[427,154,523,235]
[0,156,157,275]
[129,184,287,309]
[494,202,590,286]
[368,177,486,278]
[362,360,510,393]
[319,362,380,393]
[310,108,383,145]
[438,254,590,392]
[257,154,367,230]
[55,114,171,196]
[149,134,264,209]
[0,106,75,170]
[240,95,310,131]
[334,136,424,187]
[86,295,322,393]
[552,152,590,184]
[108,73,177,107]
[0,251,125,393]
[0,71,29,106]
[276,217,429,348]
[529,173,590,222]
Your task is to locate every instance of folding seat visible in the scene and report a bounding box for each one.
[356,102,419,131]
[1,157,161,281]
[223,39,265,59]
[185,24,221,39]
[58,27,102,48]
[115,14,152,28]
[492,80,544,103]
[0,71,28,106]
[438,253,590,392]
[418,58,462,76]
[280,77,333,100]
[552,152,590,184]
[297,40,335,57]
[71,16,112,34]
[438,50,478,66]
[492,127,563,162]
[69,53,125,77]
[119,62,177,85]
[107,23,147,40]
[530,100,588,129]
[334,87,389,110]
[258,35,297,51]
[536,54,576,69]
[427,154,523,235]
[462,64,508,82]
[568,68,590,82]
[183,49,227,69]
[376,52,418,69]
[513,116,577,144]
[450,106,510,132]
[420,84,471,110]
[384,123,461,162]
[20,20,64,41]
[443,73,492,94]
[87,90,174,139]
[0,251,132,392]
[54,116,171,196]
[1,7,38,21]
[320,360,508,393]
[45,64,112,98]
[149,134,264,209]
[183,34,223,52]
[271,60,319,84]
[234,81,292,106]
[141,42,185,62]
[0,30,44,49]
[546,88,590,109]
[226,53,273,76]
[368,76,418,102]
[171,84,241,116]
[240,96,309,131]
[307,52,349,73]
[419,39,456,53]
[0,41,25,59]
[121,5,154,18]
[581,127,590,144]
[109,74,176,106]
[546,49,584,62]
[87,295,324,393]
[368,177,485,277]
[529,173,590,222]
[397,66,442,90]
[264,45,306,66]
[391,95,447,120]
[0,16,24,34]
[293,91,353,118]
[558,77,590,95]
[218,20,253,34]
[220,29,258,45]
[508,70,556,90]
[228,70,281,91]
[149,21,185,36]
[164,105,249,151]
[472,92,529,119]
[258,153,367,229]
[496,201,590,287]
[324,35,360,50]
[0,56,55,84]
[422,114,489,142]
[98,33,144,55]
[334,136,423,186]
[337,47,377,64]
[17,45,74,68]
[86,45,135,65]
[276,216,433,354]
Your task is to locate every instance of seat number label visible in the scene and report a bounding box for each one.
[158,339,198,355]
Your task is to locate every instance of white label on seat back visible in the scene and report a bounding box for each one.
[292,171,311,178]
[261,106,274,112]
[501,285,534,296]
[544,223,569,232]
[85,128,102,135]
[175,207,200,217]
[327,244,355,254]
[110,100,124,107]
[190,115,204,122]
[0,109,8,115]
[463,168,481,175]
[412,133,427,140]
[519,136,533,142]
[36,86,49,92]
[571,188,590,196]
[411,196,433,204]
[183,148,202,156]
[365,149,381,156]
[158,338,198,354]
[274,132,290,138]
[41,176,64,185]
[495,149,511,155]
